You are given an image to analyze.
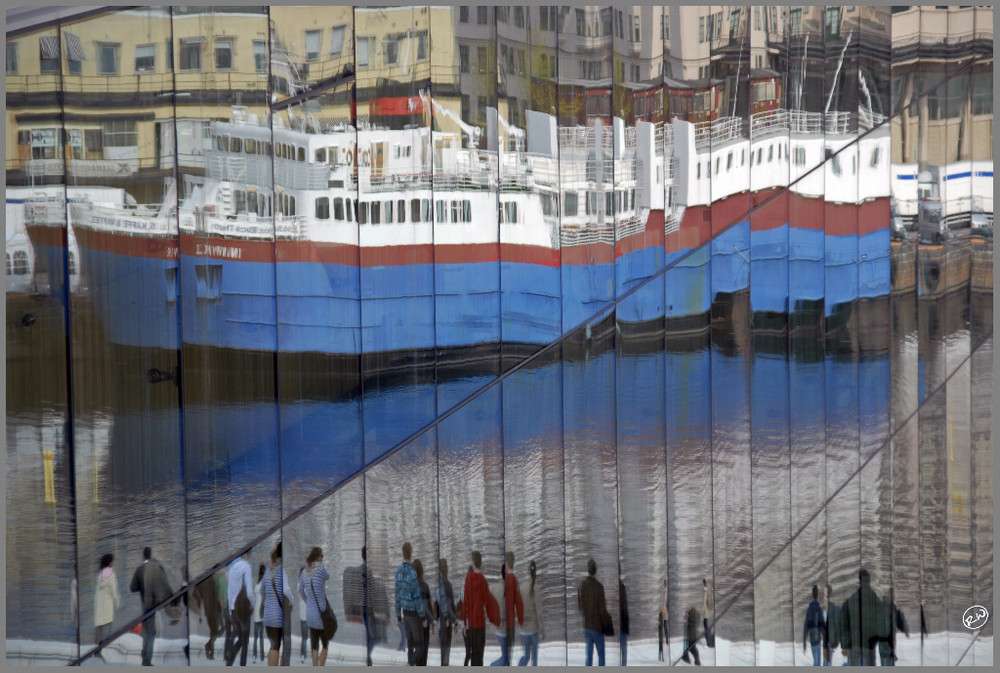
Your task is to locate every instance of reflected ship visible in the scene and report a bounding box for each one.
[21,95,992,355]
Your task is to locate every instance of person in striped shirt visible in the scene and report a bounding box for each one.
[263,542,295,667]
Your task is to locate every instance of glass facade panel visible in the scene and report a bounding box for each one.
[4,5,993,667]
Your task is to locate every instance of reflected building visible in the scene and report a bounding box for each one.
[4,4,994,667]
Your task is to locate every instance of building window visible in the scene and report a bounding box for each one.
[632,15,640,42]
[460,6,468,23]
[180,39,202,71]
[214,39,233,70]
[305,29,321,61]
[357,36,373,68]
[826,7,840,38]
[135,44,155,73]
[97,42,119,75]
[6,42,17,73]
[64,33,85,75]
[103,119,137,147]
[972,72,992,115]
[540,6,556,31]
[477,46,488,73]
[514,7,524,28]
[699,17,705,43]
[330,25,346,56]
[416,31,427,61]
[459,45,469,73]
[477,5,488,25]
[576,9,585,36]
[385,37,399,66]
[166,39,173,70]
[477,95,487,124]
[39,36,59,73]
[790,8,802,36]
[461,94,470,120]
[253,40,266,71]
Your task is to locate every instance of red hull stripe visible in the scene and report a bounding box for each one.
[66,198,889,265]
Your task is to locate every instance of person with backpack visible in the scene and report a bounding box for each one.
[436,558,457,666]
[252,564,265,663]
[803,585,826,666]
[299,547,332,667]
[263,542,295,666]
[130,546,173,666]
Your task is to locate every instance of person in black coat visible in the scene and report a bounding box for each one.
[681,603,701,666]
[619,577,629,666]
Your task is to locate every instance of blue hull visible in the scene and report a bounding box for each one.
[75,219,890,354]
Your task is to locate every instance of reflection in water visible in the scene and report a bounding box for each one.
[6,293,992,664]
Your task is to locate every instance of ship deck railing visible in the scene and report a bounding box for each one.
[560,224,616,247]
[694,116,744,150]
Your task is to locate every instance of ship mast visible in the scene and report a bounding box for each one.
[825,29,853,116]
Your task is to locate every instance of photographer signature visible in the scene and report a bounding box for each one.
[962,605,989,630]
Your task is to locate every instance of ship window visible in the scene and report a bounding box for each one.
[358,202,368,224]
[832,155,841,176]
[564,192,578,216]
[333,198,344,220]
[437,200,446,222]
[346,199,353,222]
[871,148,880,167]
[852,155,856,175]
[422,199,431,222]
[397,200,406,223]
[245,138,256,154]
[231,137,241,153]
[631,190,635,209]
[742,149,745,165]
[165,267,177,304]
[768,145,773,162]
[316,197,330,220]
[606,192,614,216]
[697,162,702,177]
[195,264,222,301]
[706,161,711,177]
[13,251,28,275]
[329,146,339,166]
[315,148,326,163]
[411,198,421,222]
[452,200,460,223]
[715,157,720,174]
[235,190,246,213]
[464,200,471,222]
[756,148,762,164]
[385,200,393,224]
[727,152,733,170]
[370,201,380,224]
[297,147,305,162]
[541,194,553,216]
[289,196,296,216]
[216,135,224,151]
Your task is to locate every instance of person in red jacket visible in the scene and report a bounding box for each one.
[462,551,500,666]
[502,552,525,665]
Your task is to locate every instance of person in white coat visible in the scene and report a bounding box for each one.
[94,553,121,655]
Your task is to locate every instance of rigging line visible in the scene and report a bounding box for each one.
[669,335,991,666]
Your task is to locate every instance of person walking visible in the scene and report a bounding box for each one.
[252,564,265,663]
[436,558,457,666]
[94,553,121,657]
[130,546,173,666]
[577,559,608,666]
[463,551,500,666]
[295,566,309,663]
[263,542,295,667]
[701,578,714,648]
[658,580,669,662]
[360,546,378,666]
[299,547,332,667]
[395,541,424,666]
[803,585,826,666]
[839,569,888,666]
[619,576,630,666]
[225,548,255,666]
[517,560,544,666]
[823,584,840,666]
[504,553,525,665]
[413,559,435,666]
[489,566,508,666]
[879,591,910,666]
[681,603,701,666]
